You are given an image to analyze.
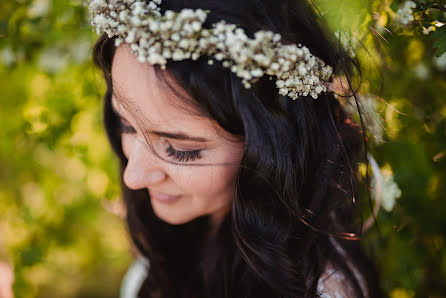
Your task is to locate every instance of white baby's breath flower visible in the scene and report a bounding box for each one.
[88,0,332,100]
[165,10,175,20]
[215,53,225,61]
[250,69,264,77]
[279,88,288,96]
[125,29,136,43]
[89,0,107,11]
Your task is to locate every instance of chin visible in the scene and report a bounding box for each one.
[158,214,193,225]
[150,198,197,225]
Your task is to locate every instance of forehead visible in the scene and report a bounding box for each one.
[111,45,215,135]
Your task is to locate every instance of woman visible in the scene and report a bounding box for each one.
[90,0,382,296]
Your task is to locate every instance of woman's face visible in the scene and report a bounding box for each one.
[111,45,245,226]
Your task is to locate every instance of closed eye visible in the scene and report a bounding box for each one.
[166,144,202,162]
[119,118,203,163]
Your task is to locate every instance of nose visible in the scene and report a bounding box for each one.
[123,138,167,190]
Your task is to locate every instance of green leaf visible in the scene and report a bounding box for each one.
[433,26,446,57]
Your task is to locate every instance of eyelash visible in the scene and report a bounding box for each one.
[119,121,202,163]
[166,144,202,162]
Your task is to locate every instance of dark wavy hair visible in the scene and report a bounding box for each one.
[93,0,382,297]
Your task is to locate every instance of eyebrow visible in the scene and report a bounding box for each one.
[111,98,211,143]
[151,130,210,143]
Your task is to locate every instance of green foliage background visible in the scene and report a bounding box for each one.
[0,0,445,297]
[0,0,131,297]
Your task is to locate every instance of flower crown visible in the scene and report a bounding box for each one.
[89,0,333,100]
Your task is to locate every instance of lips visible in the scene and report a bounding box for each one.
[149,190,183,204]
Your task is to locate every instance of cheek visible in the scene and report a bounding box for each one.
[183,166,239,215]
[180,166,239,194]
[170,147,244,206]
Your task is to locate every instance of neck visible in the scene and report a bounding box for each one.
[207,207,230,239]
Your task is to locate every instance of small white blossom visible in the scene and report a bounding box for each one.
[89,0,107,11]
[191,21,202,32]
[251,69,264,77]
[165,10,175,20]
[215,53,225,61]
[93,14,107,27]
[270,62,280,71]
[119,10,128,21]
[125,29,136,43]
[279,88,289,96]
[397,1,416,25]
[422,26,435,35]
[115,38,123,46]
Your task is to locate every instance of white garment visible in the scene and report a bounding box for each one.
[120,256,150,298]
[317,263,355,298]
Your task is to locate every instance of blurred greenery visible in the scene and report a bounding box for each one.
[316,0,446,296]
[0,0,132,297]
[0,0,445,297]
